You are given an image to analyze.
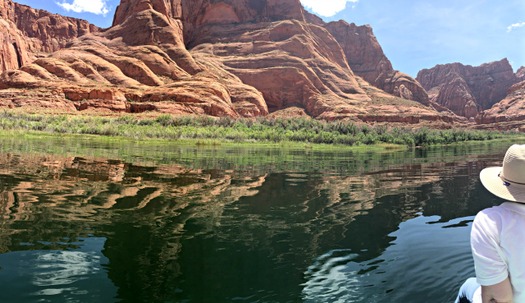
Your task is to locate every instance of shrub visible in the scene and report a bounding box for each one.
[0,112,512,147]
[155,114,174,127]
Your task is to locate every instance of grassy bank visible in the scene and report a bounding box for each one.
[0,110,517,147]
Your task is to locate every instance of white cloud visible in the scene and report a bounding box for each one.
[56,0,109,15]
[507,21,525,32]
[300,0,358,17]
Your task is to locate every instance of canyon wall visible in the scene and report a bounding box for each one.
[475,66,525,130]
[3,0,517,126]
[416,59,518,119]
[325,20,429,105]
[0,0,98,71]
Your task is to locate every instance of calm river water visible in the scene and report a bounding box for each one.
[0,136,513,302]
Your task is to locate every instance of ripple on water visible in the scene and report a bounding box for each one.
[302,215,476,303]
[303,249,365,303]
[0,237,117,303]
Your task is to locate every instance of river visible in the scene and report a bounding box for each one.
[0,135,512,302]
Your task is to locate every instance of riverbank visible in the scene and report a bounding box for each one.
[0,110,519,148]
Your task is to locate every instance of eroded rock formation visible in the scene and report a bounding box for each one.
[0,0,270,117]
[516,66,525,82]
[417,59,518,119]
[325,20,429,105]
[0,0,98,71]
[0,0,460,124]
[476,69,525,130]
[0,15,29,71]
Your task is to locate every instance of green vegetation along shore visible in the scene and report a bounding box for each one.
[0,110,518,148]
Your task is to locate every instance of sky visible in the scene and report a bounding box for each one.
[12,0,525,77]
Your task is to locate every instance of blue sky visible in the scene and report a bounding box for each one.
[12,0,525,77]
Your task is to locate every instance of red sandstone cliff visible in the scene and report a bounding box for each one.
[475,81,525,131]
[475,66,525,130]
[325,20,429,105]
[416,59,518,119]
[0,9,30,71]
[0,0,99,71]
[179,0,373,119]
[0,0,270,116]
[517,66,525,82]
[12,2,98,52]
[0,0,459,124]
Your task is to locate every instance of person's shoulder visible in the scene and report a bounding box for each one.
[499,201,525,216]
[473,202,525,229]
[476,205,501,218]
[476,203,519,217]
[473,205,507,229]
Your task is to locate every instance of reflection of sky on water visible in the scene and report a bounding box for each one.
[302,215,475,303]
[303,249,361,303]
[33,250,100,290]
[0,237,117,303]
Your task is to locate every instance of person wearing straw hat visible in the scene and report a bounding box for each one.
[455,144,525,303]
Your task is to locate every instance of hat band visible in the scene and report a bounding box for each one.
[499,174,525,186]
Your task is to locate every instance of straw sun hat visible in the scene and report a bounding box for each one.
[480,144,525,203]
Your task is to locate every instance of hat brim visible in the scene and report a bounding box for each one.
[480,167,525,203]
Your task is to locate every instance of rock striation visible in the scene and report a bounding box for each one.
[183,4,372,119]
[12,2,98,53]
[517,66,525,82]
[416,59,518,119]
[0,0,459,124]
[0,12,29,71]
[325,20,429,105]
[0,0,270,117]
[476,66,525,130]
[0,0,98,72]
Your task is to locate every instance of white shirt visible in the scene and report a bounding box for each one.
[471,202,525,302]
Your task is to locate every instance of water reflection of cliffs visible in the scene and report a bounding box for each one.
[0,153,265,245]
[0,149,502,301]
[0,152,271,301]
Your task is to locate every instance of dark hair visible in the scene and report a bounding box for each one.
[458,295,472,303]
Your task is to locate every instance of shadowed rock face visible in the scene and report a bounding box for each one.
[0,15,30,72]
[416,59,518,119]
[0,0,457,124]
[0,0,98,71]
[517,66,525,82]
[476,76,525,131]
[325,20,429,105]
[176,0,451,122]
